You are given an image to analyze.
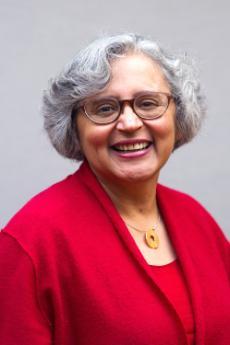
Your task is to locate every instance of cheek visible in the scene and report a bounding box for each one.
[149,117,176,141]
[153,104,177,141]
[85,128,112,149]
[76,116,113,153]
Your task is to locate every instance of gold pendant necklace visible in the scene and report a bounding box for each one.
[126,220,160,250]
[145,228,160,249]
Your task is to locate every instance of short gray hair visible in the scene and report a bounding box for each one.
[42,33,206,161]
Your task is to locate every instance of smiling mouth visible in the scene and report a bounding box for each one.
[112,142,151,152]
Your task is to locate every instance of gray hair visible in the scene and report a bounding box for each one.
[42,33,206,161]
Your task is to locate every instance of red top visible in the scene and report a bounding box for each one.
[151,260,195,345]
[0,162,229,344]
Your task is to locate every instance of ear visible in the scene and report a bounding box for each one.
[176,128,183,141]
[71,110,85,159]
[174,127,183,150]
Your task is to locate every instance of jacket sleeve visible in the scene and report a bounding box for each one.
[209,214,230,279]
[219,231,230,280]
[0,231,52,345]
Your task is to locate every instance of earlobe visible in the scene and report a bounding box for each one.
[174,128,183,150]
[75,131,84,160]
[73,112,84,158]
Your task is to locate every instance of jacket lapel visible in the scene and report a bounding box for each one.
[78,162,205,344]
[157,185,205,345]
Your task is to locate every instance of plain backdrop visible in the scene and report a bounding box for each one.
[0,0,229,237]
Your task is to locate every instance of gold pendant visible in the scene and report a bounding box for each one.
[145,228,159,249]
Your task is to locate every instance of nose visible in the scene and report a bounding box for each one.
[115,103,143,132]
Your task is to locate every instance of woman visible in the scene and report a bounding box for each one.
[0,33,229,345]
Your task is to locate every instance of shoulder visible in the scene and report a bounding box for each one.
[157,183,213,216]
[2,167,88,247]
[157,183,227,238]
[2,162,106,250]
[157,183,200,204]
[157,183,229,246]
[5,171,79,224]
[158,184,229,272]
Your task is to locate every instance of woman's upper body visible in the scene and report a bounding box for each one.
[0,161,229,345]
[0,33,229,344]
[41,33,206,268]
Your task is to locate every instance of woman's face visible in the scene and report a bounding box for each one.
[76,53,176,185]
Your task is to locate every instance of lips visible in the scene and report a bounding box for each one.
[111,140,151,152]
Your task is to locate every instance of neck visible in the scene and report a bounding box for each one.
[97,174,159,222]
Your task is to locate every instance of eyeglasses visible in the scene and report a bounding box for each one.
[77,91,173,125]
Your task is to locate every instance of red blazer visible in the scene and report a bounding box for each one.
[0,161,229,345]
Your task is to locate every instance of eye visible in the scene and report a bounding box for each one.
[137,98,159,109]
[92,100,118,117]
[96,104,116,114]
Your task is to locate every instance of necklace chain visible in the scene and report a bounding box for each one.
[126,214,160,233]
[126,222,158,233]
[125,215,161,249]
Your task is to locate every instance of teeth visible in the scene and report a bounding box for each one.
[114,142,149,151]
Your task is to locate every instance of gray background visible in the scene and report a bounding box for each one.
[1,0,229,236]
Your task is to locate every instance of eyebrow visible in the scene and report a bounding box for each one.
[89,90,168,100]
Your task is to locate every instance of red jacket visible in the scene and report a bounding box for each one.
[0,161,229,345]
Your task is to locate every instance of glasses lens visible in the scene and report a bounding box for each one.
[134,93,169,119]
[84,98,119,124]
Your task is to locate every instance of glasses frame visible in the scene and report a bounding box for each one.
[78,91,173,125]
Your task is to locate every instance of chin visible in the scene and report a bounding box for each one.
[115,167,158,183]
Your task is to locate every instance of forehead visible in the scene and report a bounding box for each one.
[103,53,170,96]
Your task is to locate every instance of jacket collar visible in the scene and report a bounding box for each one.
[77,160,205,344]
